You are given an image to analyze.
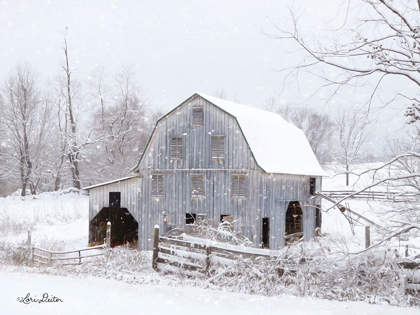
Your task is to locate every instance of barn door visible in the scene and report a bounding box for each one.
[262,217,270,248]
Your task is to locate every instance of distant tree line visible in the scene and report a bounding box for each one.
[0,33,161,197]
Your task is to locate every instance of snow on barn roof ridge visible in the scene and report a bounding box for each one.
[196,92,326,176]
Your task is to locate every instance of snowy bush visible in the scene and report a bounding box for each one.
[0,243,30,266]
[204,240,419,307]
[178,219,252,246]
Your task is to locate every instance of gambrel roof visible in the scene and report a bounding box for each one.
[132,93,326,176]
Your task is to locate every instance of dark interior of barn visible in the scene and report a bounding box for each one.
[285,201,302,235]
[89,207,138,248]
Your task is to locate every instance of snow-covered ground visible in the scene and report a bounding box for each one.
[2,271,417,315]
[0,189,89,250]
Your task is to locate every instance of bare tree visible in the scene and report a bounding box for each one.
[0,64,54,196]
[331,109,371,186]
[61,31,82,189]
[384,127,420,192]
[85,65,153,183]
[273,0,419,118]
[0,94,19,195]
[44,80,69,191]
[265,97,335,163]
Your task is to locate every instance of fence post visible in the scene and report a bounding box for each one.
[106,221,111,248]
[27,229,32,260]
[365,226,370,249]
[205,246,211,273]
[152,225,159,270]
[405,245,409,257]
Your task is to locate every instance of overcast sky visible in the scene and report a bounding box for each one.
[0,1,341,106]
[0,0,410,143]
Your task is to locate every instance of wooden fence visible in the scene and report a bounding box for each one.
[32,244,106,266]
[321,190,420,202]
[154,234,273,274]
[152,226,420,292]
[28,224,110,266]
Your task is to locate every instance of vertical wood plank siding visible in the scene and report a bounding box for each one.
[89,95,322,251]
[88,177,141,219]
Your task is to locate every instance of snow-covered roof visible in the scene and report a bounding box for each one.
[82,175,140,190]
[196,93,326,176]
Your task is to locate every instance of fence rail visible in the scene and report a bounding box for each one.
[155,235,272,274]
[32,244,105,266]
[321,190,420,202]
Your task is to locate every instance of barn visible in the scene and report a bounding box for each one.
[84,93,326,250]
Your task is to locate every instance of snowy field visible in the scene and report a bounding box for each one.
[0,188,89,250]
[2,271,418,315]
[0,164,419,313]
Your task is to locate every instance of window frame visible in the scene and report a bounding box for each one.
[186,213,197,225]
[211,135,225,160]
[170,136,183,160]
[192,106,204,127]
[109,192,121,208]
[231,174,246,198]
[191,173,205,198]
[151,174,164,197]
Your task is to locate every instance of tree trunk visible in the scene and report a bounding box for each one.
[21,183,27,197]
[346,164,349,186]
[54,175,61,191]
[63,31,81,190]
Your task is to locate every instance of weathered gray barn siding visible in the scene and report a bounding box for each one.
[138,97,258,171]
[137,170,321,250]
[88,177,142,222]
[135,95,322,250]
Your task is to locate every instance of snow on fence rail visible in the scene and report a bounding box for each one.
[32,244,106,266]
[154,234,273,274]
[321,190,420,202]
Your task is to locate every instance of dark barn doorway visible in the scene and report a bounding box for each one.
[89,207,138,248]
[285,201,302,235]
[262,217,270,248]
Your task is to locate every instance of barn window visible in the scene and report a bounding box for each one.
[151,174,164,197]
[171,137,183,160]
[211,135,225,159]
[231,174,246,198]
[109,192,121,208]
[221,215,233,223]
[310,178,316,195]
[191,174,205,197]
[186,213,196,224]
[315,205,322,228]
[192,106,204,126]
